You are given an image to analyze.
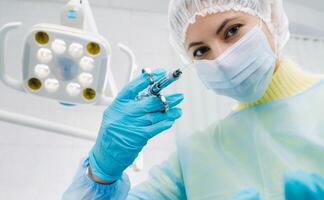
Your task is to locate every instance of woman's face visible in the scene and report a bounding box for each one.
[185,11,276,61]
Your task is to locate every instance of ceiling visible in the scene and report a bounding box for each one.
[15,0,324,13]
[289,0,324,12]
[16,0,169,13]
[12,0,324,37]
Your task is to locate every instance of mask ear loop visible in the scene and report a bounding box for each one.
[258,18,281,73]
[258,18,279,56]
[257,18,263,29]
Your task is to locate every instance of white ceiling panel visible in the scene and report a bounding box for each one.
[287,0,324,12]
[108,0,168,13]
[14,0,168,13]
[12,0,324,14]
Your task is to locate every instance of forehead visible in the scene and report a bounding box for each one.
[184,11,257,44]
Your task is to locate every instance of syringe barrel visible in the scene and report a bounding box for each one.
[149,68,182,95]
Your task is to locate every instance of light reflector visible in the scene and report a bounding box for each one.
[44,78,59,93]
[37,48,53,64]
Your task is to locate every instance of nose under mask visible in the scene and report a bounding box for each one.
[194,26,277,103]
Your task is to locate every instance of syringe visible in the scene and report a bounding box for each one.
[136,68,184,100]
[149,68,183,95]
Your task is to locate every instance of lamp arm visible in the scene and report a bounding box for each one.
[0,22,24,92]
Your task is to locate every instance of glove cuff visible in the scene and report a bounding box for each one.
[89,151,125,182]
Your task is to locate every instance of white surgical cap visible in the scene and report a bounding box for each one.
[168,0,290,62]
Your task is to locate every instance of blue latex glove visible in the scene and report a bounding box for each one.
[89,69,184,182]
[230,172,324,200]
[284,171,324,200]
[232,188,262,200]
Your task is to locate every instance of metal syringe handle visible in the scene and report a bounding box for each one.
[149,68,183,95]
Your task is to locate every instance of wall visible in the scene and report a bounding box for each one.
[0,0,324,199]
[0,1,177,199]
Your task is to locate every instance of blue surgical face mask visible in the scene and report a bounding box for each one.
[194,26,277,103]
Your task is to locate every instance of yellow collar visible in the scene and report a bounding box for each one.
[236,58,323,110]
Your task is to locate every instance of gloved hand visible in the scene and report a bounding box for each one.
[89,69,184,182]
[231,171,324,200]
[284,171,324,200]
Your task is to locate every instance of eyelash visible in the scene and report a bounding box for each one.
[224,24,243,40]
[193,46,210,58]
[192,24,243,58]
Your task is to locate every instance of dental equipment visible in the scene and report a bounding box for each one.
[0,0,143,171]
[0,0,138,106]
[137,68,183,100]
[150,69,183,95]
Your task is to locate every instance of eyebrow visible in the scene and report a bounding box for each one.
[187,42,205,50]
[216,17,238,35]
[187,17,239,50]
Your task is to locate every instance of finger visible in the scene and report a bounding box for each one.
[144,119,178,139]
[118,69,166,100]
[132,108,183,126]
[141,93,184,113]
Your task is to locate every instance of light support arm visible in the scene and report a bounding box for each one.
[60,0,84,29]
[118,43,138,82]
[0,108,143,171]
[82,0,99,34]
[61,0,98,34]
[0,109,95,141]
[96,43,138,106]
[0,22,24,92]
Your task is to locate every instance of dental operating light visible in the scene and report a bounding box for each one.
[0,0,137,106]
[0,0,143,171]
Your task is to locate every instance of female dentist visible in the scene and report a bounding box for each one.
[63,0,324,199]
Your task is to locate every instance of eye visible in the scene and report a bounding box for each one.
[224,24,243,40]
[193,46,210,58]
